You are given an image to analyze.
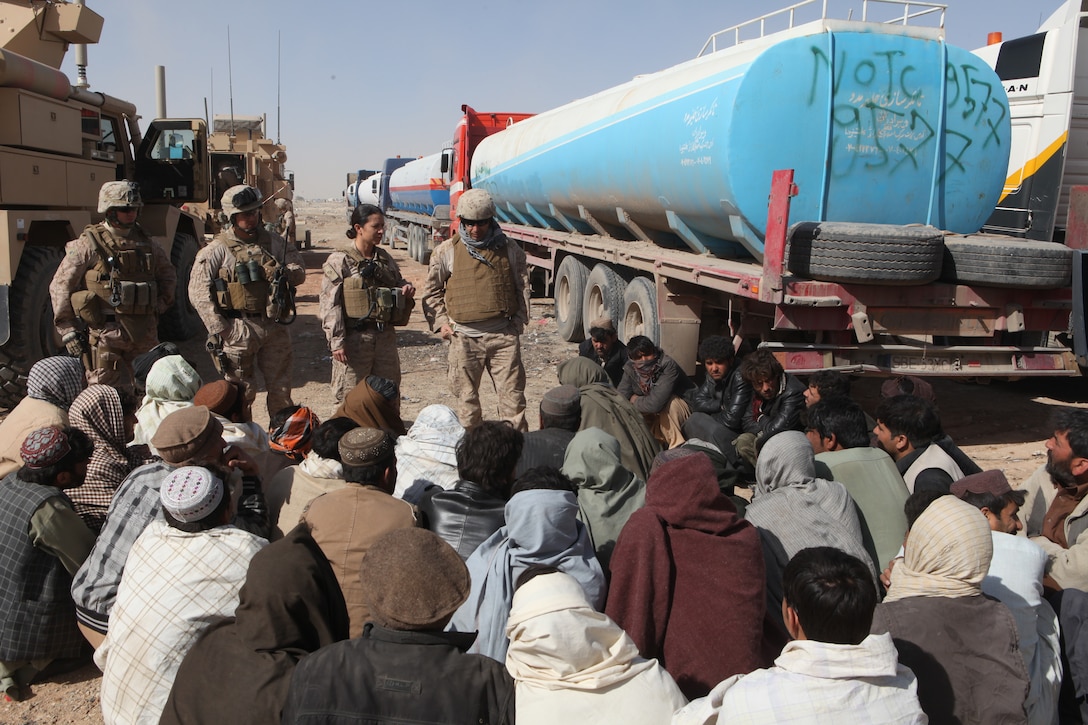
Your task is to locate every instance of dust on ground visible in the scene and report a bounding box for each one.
[7,200,1088,724]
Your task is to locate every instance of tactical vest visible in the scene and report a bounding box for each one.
[75,224,158,324]
[0,476,85,661]
[445,240,518,324]
[215,234,279,314]
[338,246,412,325]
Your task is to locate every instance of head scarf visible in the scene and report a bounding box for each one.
[67,384,150,531]
[561,427,645,569]
[556,356,660,480]
[449,488,606,662]
[159,524,350,725]
[884,494,993,602]
[133,355,202,446]
[333,378,407,436]
[506,571,653,689]
[394,404,464,503]
[26,356,85,409]
[269,406,320,461]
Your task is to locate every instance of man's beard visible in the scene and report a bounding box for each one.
[1047,451,1078,489]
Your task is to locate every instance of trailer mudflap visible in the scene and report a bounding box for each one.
[1073,250,1088,367]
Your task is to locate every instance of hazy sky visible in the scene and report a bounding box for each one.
[60,0,1066,200]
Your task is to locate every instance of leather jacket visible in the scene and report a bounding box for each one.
[418,481,506,561]
[741,373,807,441]
[684,366,747,433]
[578,338,627,386]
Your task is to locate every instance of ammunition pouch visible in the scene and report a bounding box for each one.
[343,279,413,326]
[72,290,106,327]
[227,279,271,314]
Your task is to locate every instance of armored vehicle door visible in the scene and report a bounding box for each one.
[135,119,209,204]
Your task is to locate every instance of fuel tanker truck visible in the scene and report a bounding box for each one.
[428,0,1080,378]
[0,0,211,407]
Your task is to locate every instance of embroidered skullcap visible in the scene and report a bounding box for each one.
[151,406,224,464]
[20,426,71,469]
[589,317,615,333]
[361,528,469,630]
[339,427,394,466]
[951,469,1013,500]
[160,466,224,523]
[540,385,581,417]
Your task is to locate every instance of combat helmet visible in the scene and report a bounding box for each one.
[98,181,143,213]
[221,185,263,219]
[457,189,495,221]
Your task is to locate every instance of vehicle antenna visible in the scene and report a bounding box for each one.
[277,31,282,145]
[227,26,235,136]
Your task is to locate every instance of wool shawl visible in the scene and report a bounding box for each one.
[133,355,201,447]
[561,427,646,570]
[394,404,464,503]
[333,378,407,436]
[505,571,687,724]
[556,357,659,481]
[27,356,86,409]
[605,453,767,699]
[450,488,605,662]
[159,524,350,725]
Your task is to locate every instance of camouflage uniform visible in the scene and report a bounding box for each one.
[320,244,409,405]
[421,232,529,431]
[49,223,176,390]
[189,226,305,417]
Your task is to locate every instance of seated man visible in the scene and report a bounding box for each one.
[617,335,693,448]
[577,316,627,386]
[734,348,806,466]
[807,398,909,575]
[1020,408,1088,592]
[953,470,1061,725]
[873,395,963,494]
[0,427,95,701]
[682,334,746,443]
[282,528,515,724]
[675,547,926,724]
[419,420,523,560]
[515,384,581,477]
[803,369,852,407]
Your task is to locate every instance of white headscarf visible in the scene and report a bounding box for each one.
[884,494,993,602]
[394,404,464,503]
[133,356,201,447]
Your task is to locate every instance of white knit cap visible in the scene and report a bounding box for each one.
[160,465,224,522]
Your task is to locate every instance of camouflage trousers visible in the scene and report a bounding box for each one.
[447,330,527,431]
[219,318,294,419]
[331,326,402,406]
[87,319,158,393]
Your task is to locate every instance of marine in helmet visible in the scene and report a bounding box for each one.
[48,180,177,390]
[188,184,306,418]
[319,204,416,408]
[270,197,296,246]
[421,189,529,431]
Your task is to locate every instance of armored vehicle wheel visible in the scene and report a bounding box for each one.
[583,264,627,338]
[786,222,944,284]
[621,276,660,344]
[0,246,65,410]
[554,256,589,342]
[159,233,203,341]
[942,236,1073,289]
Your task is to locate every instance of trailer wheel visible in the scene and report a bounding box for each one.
[554,256,589,341]
[0,246,65,409]
[583,264,627,338]
[406,226,419,262]
[787,222,944,284]
[942,236,1073,289]
[158,233,202,341]
[418,230,432,267]
[622,276,660,344]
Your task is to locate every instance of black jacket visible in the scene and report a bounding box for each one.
[282,625,515,725]
[684,366,747,433]
[515,427,576,478]
[578,338,627,386]
[418,481,506,561]
[741,373,807,441]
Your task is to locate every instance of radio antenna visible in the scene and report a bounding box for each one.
[227,26,235,136]
[276,31,282,144]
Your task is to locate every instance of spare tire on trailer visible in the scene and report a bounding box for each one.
[0,246,65,410]
[941,235,1073,289]
[786,222,944,285]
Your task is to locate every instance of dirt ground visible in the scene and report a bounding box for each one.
[8,200,1088,724]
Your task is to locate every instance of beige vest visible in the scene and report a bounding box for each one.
[444,240,518,324]
[904,443,964,493]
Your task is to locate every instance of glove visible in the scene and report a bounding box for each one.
[62,331,87,358]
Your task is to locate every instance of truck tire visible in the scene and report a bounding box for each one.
[622,276,660,344]
[418,229,432,267]
[787,222,944,284]
[942,236,1073,289]
[0,246,65,409]
[407,225,420,262]
[583,264,627,338]
[554,256,589,341]
[158,233,203,341]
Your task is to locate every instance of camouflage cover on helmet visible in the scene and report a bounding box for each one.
[97,181,143,213]
[457,189,495,220]
[221,185,263,218]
